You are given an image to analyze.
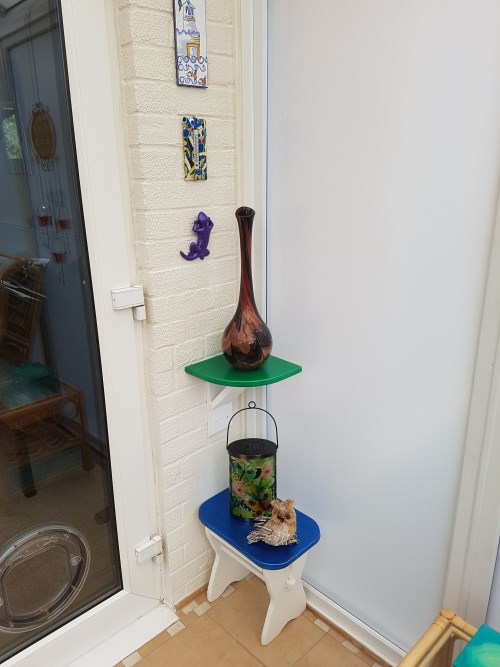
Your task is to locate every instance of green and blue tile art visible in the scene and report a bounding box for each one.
[183,116,207,181]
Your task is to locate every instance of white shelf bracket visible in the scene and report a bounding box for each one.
[207,384,246,437]
[208,384,245,410]
[206,385,266,437]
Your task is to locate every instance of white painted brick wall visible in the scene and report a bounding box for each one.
[115,0,240,605]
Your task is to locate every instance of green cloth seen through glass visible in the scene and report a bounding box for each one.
[454,625,500,667]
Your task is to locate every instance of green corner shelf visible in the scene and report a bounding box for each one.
[185,354,302,387]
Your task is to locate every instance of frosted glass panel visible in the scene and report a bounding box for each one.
[267,0,500,650]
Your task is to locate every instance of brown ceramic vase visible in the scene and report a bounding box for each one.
[221,207,272,369]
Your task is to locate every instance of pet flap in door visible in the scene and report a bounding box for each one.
[0,524,90,632]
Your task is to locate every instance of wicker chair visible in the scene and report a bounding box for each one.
[0,255,44,365]
[399,609,477,667]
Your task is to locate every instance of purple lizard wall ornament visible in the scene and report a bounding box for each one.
[180,211,214,260]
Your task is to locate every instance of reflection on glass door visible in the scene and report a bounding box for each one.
[0,0,121,661]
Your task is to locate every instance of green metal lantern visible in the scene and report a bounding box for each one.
[227,401,278,521]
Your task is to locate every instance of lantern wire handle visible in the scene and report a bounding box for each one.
[226,402,278,450]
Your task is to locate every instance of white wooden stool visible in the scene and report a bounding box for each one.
[199,489,320,645]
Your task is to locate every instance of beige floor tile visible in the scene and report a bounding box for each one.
[210,577,323,666]
[181,600,199,614]
[179,606,201,627]
[122,652,142,667]
[357,648,378,665]
[302,609,346,643]
[314,618,330,633]
[167,620,186,637]
[328,626,347,643]
[195,587,225,609]
[138,628,171,658]
[320,619,357,645]
[343,639,361,653]
[343,639,383,666]
[222,584,235,597]
[295,634,370,667]
[194,601,211,616]
[302,608,317,623]
[138,615,261,667]
[195,591,209,606]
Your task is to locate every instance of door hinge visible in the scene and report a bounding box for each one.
[111,286,146,320]
[135,534,163,564]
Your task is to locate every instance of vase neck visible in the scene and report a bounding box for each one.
[237,215,258,308]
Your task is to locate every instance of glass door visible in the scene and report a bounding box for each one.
[0,1,157,662]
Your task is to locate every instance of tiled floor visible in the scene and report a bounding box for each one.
[115,575,389,667]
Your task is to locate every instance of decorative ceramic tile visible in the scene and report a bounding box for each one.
[183,116,207,181]
[314,618,330,633]
[343,639,361,654]
[181,600,198,614]
[222,585,235,598]
[195,591,210,605]
[122,651,142,667]
[167,620,186,637]
[194,601,211,616]
[173,0,207,87]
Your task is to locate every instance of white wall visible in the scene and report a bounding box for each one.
[267,0,500,651]
[115,0,241,605]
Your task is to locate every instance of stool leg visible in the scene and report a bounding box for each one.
[261,554,307,645]
[205,530,249,602]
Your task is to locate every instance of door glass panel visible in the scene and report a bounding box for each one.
[0,0,121,660]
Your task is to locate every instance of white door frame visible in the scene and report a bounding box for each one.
[61,0,160,602]
[237,0,267,315]
[444,189,500,625]
[236,0,269,418]
[4,1,176,664]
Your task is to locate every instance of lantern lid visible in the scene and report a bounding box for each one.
[227,437,277,458]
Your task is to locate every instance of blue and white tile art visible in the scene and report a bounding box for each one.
[173,0,207,88]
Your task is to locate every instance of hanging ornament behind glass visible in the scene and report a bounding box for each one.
[50,236,67,286]
[26,9,57,171]
[29,102,56,171]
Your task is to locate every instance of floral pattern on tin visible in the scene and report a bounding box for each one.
[230,455,276,520]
